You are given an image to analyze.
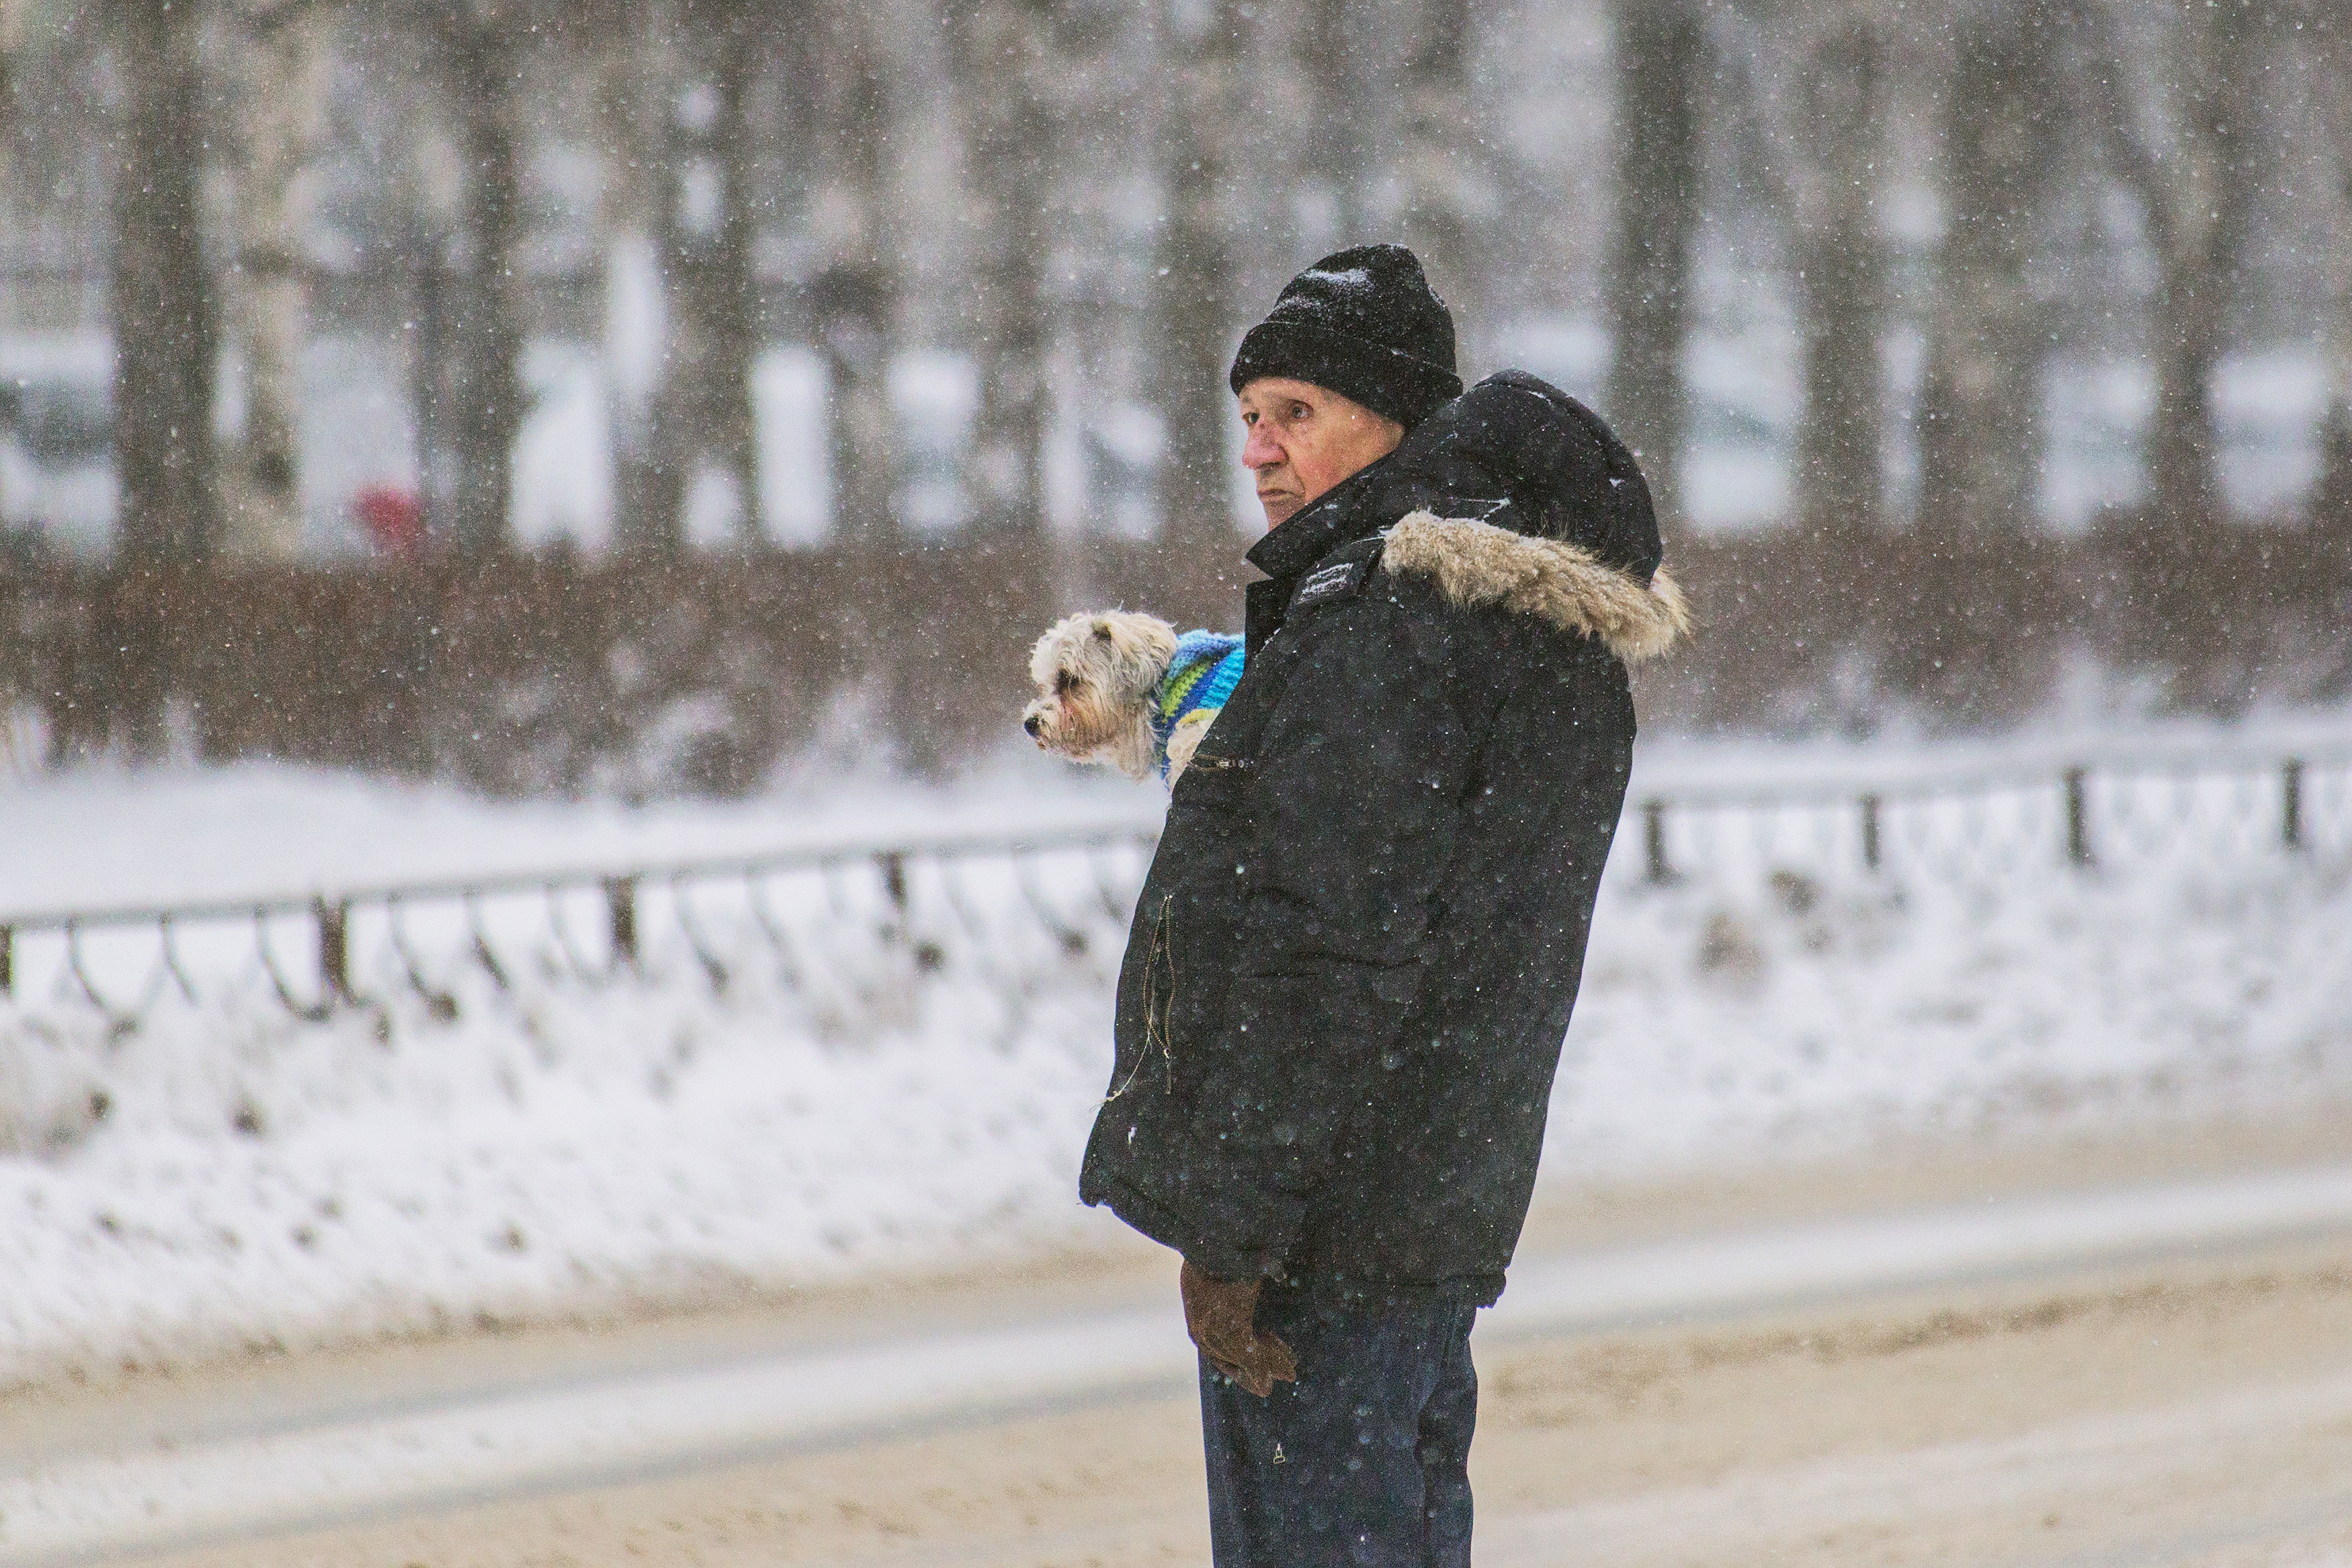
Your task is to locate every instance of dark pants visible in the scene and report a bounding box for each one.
[1200,1289,1478,1568]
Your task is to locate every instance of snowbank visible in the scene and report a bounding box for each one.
[1560,855,2352,1171]
[0,956,1128,1391]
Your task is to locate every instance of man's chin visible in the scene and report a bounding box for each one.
[1258,494,1304,528]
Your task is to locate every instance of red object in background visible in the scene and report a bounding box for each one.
[354,484,424,558]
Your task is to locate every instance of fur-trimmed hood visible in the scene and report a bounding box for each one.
[1382,511,1689,662]
[1245,368,1688,664]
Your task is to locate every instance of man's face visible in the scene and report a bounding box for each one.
[1238,378,1405,529]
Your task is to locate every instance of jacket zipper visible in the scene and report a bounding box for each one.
[1189,753,1254,773]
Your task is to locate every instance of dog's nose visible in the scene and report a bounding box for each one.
[1023,712,1043,737]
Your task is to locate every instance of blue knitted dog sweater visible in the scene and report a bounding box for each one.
[1149,631,1245,780]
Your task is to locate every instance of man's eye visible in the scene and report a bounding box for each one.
[1290,403,1310,421]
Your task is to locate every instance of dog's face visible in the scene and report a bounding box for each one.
[1023,611,1178,777]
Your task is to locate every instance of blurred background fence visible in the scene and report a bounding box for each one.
[4,1,2352,785]
[5,746,2345,1040]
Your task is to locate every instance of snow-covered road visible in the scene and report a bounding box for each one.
[15,1159,2352,1567]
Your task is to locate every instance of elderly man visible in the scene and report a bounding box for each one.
[1081,245,1685,1567]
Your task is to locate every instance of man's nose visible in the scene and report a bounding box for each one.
[1241,426,1282,471]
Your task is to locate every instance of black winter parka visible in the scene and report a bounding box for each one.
[1079,372,1688,1305]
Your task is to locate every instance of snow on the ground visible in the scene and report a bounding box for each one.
[2,733,2351,1394]
[1625,700,2352,796]
[1557,851,2352,1172]
[0,748,1157,916]
[24,1168,2352,1564]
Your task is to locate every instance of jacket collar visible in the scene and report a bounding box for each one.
[1243,456,1399,585]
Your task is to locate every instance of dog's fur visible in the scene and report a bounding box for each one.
[1025,610,1181,781]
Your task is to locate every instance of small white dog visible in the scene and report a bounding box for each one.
[1023,611,1245,783]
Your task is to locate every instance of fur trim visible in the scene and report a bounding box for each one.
[1380,512,1689,661]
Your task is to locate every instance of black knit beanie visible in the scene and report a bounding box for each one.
[1228,244,1462,430]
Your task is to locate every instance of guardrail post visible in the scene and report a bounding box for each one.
[605,877,638,969]
[2283,758,2305,852]
[315,898,350,1004]
[0,924,11,998]
[1860,793,1882,873]
[1642,799,1671,884]
[879,852,908,911]
[2064,767,2093,868]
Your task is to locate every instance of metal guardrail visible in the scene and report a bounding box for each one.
[1631,748,2352,885]
[0,748,2347,1033]
[0,824,1164,1033]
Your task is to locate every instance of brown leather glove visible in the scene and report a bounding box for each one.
[1181,1260,1298,1397]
